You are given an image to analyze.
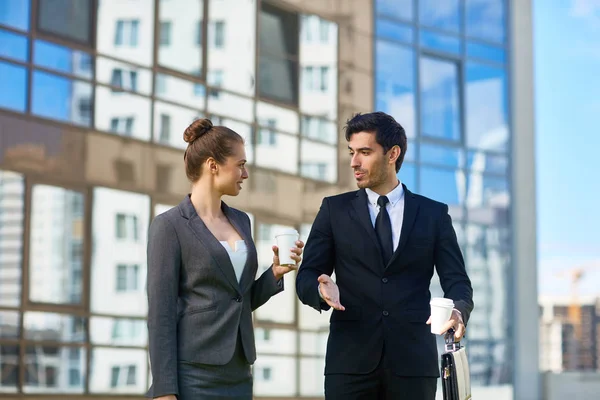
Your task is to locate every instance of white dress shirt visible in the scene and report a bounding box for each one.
[365,180,405,251]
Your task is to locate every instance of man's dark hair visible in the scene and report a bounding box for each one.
[344,112,407,172]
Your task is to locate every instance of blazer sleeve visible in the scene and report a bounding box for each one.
[295,197,336,312]
[146,214,180,397]
[434,204,474,325]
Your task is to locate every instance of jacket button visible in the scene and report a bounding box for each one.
[234,297,242,302]
[382,278,388,283]
[383,310,389,316]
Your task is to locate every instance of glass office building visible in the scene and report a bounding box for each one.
[0,0,536,399]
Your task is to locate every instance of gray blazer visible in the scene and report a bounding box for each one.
[146,195,283,398]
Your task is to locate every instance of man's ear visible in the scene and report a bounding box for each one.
[389,145,401,164]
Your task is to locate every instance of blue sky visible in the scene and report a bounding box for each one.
[535,0,600,295]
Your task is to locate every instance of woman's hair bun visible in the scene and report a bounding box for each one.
[183,118,213,144]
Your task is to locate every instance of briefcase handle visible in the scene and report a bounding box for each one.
[444,328,462,352]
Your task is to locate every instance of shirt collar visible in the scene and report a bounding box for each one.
[365,180,404,207]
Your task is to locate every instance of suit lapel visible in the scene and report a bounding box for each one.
[387,185,419,267]
[349,189,384,268]
[222,204,256,295]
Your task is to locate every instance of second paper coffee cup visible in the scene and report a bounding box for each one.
[275,228,299,266]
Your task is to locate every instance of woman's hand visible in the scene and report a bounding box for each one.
[271,240,304,280]
[153,396,177,400]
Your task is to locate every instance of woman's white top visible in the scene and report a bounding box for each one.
[219,240,247,282]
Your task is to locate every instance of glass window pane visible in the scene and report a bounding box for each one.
[397,163,416,191]
[466,175,509,225]
[155,72,206,110]
[300,15,337,121]
[467,151,507,175]
[466,0,506,43]
[420,166,466,207]
[420,143,463,168]
[257,102,299,135]
[404,142,416,162]
[207,91,253,123]
[253,355,296,396]
[158,0,203,75]
[0,0,30,31]
[301,115,336,144]
[420,57,460,141]
[259,55,298,106]
[467,41,506,64]
[419,0,460,32]
[375,41,415,137]
[375,18,413,44]
[466,63,508,152]
[153,102,202,149]
[376,0,412,21]
[259,3,298,58]
[208,0,255,96]
[299,357,325,397]
[420,30,461,55]
[89,348,147,394]
[37,0,92,44]
[96,57,152,95]
[0,310,20,339]
[0,171,24,307]
[23,345,86,393]
[0,61,27,113]
[0,344,19,392]
[254,223,297,324]
[32,71,93,126]
[95,86,151,140]
[34,40,92,79]
[29,186,85,305]
[90,317,147,347]
[300,332,328,356]
[24,312,86,342]
[255,328,296,355]
[223,119,254,164]
[300,140,337,183]
[0,29,28,61]
[255,132,298,174]
[97,0,154,66]
[91,188,149,317]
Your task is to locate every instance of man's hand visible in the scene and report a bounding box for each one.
[153,396,176,400]
[318,274,345,310]
[426,309,465,341]
[272,240,304,280]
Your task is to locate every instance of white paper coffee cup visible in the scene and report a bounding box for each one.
[275,228,299,266]
[429,297,454,335]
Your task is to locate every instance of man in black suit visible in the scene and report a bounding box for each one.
[295,112,474,399]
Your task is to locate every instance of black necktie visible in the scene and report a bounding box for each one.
[375,196,393,264]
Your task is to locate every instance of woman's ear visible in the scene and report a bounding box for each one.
[206,158,218,174]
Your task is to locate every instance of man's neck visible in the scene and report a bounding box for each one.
[369,178,400,197]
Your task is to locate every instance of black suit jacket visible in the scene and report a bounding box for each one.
[295,186,473,377]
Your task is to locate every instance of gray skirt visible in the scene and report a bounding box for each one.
[177,336,253,400]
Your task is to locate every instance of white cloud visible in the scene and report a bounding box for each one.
[570,0,600,17]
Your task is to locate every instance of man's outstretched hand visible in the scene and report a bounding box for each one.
[318,274,345,311]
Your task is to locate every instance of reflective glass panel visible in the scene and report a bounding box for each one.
[23,345,86,393]
[0,61,27,113]
[259,3,298,58]
[0,344,18,392]
[255,132,299,174]
[34,40,92,79]
[96,57,152,95]
[37,0,92,44]
[0,171,24,307]
[24,312,86,342]
[97,0,155,66]
[223,118,254,164]
[404,142,416,162]
[420,30,461,55]
[0,310,20,339]
[254,223,297,324]
[208,0,256,96]
[257,102,299,135]
[0,0,30,31]
[32,71,93,126]
[255,328,296,355]
[300,15,338,121]
[301,115,336,144]
[420,143,463,168]
[376,0,413,21]
[466,0,505,43]
[300,332,328,356]
[207,91,253,123]
[0,29,28,61]
[95,86,151,141]
[91,188,149,317]
[420,57,460,141]
[398,163,416,191]
[259,55,298,106]
[419,0,460,32]
[155,72,206,110]
[153,102,202,149]
[299,358,325,396]
[467,151,507,175]
[29,186,84,305]
[466,63,508,152]
[158,0,203,75]
[89,348,147,394]
[375,18,413,44]
[466,175,509,225]
[253,355,296,396]
[467,42,506,64]
[420,166,466,206]
[90,317,147,347]
[375,40,415,137]
[300,140,337,183]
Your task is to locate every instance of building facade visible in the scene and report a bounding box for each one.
[0,0,537,399]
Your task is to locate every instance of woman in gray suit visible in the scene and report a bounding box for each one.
[146,118,304,400]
